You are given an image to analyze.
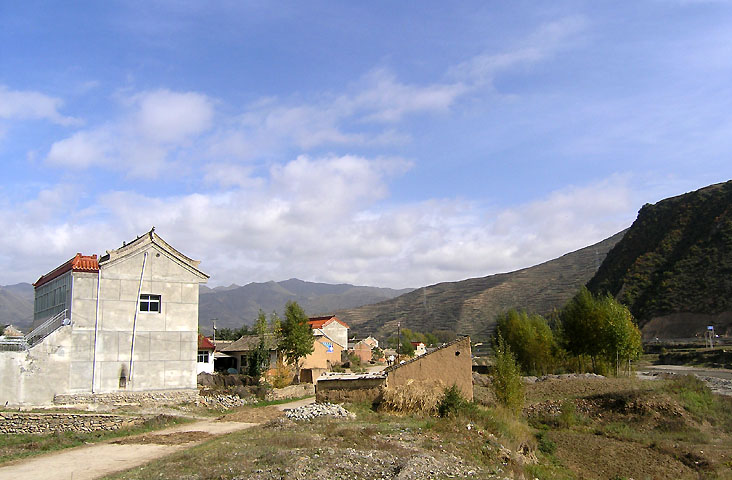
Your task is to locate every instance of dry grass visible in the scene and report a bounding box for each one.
[379,379,445,415]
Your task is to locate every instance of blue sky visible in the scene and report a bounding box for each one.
[2,1,732,288]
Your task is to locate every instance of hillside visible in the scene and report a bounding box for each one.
[0,283,33,331]
[587,180,732,339]
[337,231,626,340]
[198,278,412,331]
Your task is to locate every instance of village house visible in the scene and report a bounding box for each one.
[411,341,427,356]
[215,315,348,382]
[0,229,208,406]
[197,335,216,374]
[307,315,349,349]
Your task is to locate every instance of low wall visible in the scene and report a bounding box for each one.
[265,383,315,401]
[0,412,144,435]
[54,389,198,406]
[315,376,386,404]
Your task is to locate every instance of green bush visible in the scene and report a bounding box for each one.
[492,334,525,416]
[437,384,469,418]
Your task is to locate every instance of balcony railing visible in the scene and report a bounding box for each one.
[0,309,70,352]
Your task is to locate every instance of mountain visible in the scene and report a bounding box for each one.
[0,283,34,331]
[587,180,732,340]
[336,232,626,340]
[198,278,413,331]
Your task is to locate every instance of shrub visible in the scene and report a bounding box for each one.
[492,334,525,416]
[270,358,293,389]
[437,385,469,418]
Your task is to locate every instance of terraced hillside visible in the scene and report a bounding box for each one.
[337,231,626,340]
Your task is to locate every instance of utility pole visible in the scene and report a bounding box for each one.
[212,318,217,345]
[397,321,401,363]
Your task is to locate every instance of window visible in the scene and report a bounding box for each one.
[198,350,209,363]
[140,294,161,312]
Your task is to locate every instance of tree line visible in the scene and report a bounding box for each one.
[493,287,642,377]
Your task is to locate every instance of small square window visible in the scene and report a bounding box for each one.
[198,350,209,363]
[140,294,161,313]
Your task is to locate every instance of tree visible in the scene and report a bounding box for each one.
[279,301,314,381]
[560,287,607,371]
[492,334,524,415]
[248,310,271,378]
[560,287,642,374]
[494,309,556,375]
[600,294,643,375]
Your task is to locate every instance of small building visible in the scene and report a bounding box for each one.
[301,334,344,383]
[308,315,349,349]
[0,229,208,406]
[197,335,215,374]
[350,339,373,364]
[411,341,427,356]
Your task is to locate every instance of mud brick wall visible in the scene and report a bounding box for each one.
[315,377,386,404]
[0,412,143,435]
[386,336,473,401]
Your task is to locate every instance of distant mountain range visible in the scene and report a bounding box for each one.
[588,180,732,340]
[198,278,413,331]
[336,232,626,340]
[0,283,33,331]
[1,279,412,334]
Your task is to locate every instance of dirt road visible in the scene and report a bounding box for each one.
[0,419,257,480]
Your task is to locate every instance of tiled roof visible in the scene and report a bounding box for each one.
[198,334,215,350]
[307,315,349,329]
[220,334,279,352]
[34,253,99,287]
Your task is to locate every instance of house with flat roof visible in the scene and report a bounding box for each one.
[0,228,208,406]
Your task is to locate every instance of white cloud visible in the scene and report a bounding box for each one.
[0,85,79,125]
[45,89,214,175]
[0,172,638,290]
[450,16,588,86]
[132,89,214,143]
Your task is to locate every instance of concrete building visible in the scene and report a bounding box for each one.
[0,229,208,406]
[308,315,349,349]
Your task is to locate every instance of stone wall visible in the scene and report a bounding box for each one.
[385,336,473,401]
[0,412,143,435]
[315,376,386,404]
[54,389,198,406]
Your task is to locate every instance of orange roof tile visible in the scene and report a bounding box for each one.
[198,334,216,350]
[34,253,99,288]
[307,315,349,329]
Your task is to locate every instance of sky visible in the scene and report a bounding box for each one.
[2,1,732,289]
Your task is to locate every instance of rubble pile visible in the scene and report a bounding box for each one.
[284,402,355,421]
